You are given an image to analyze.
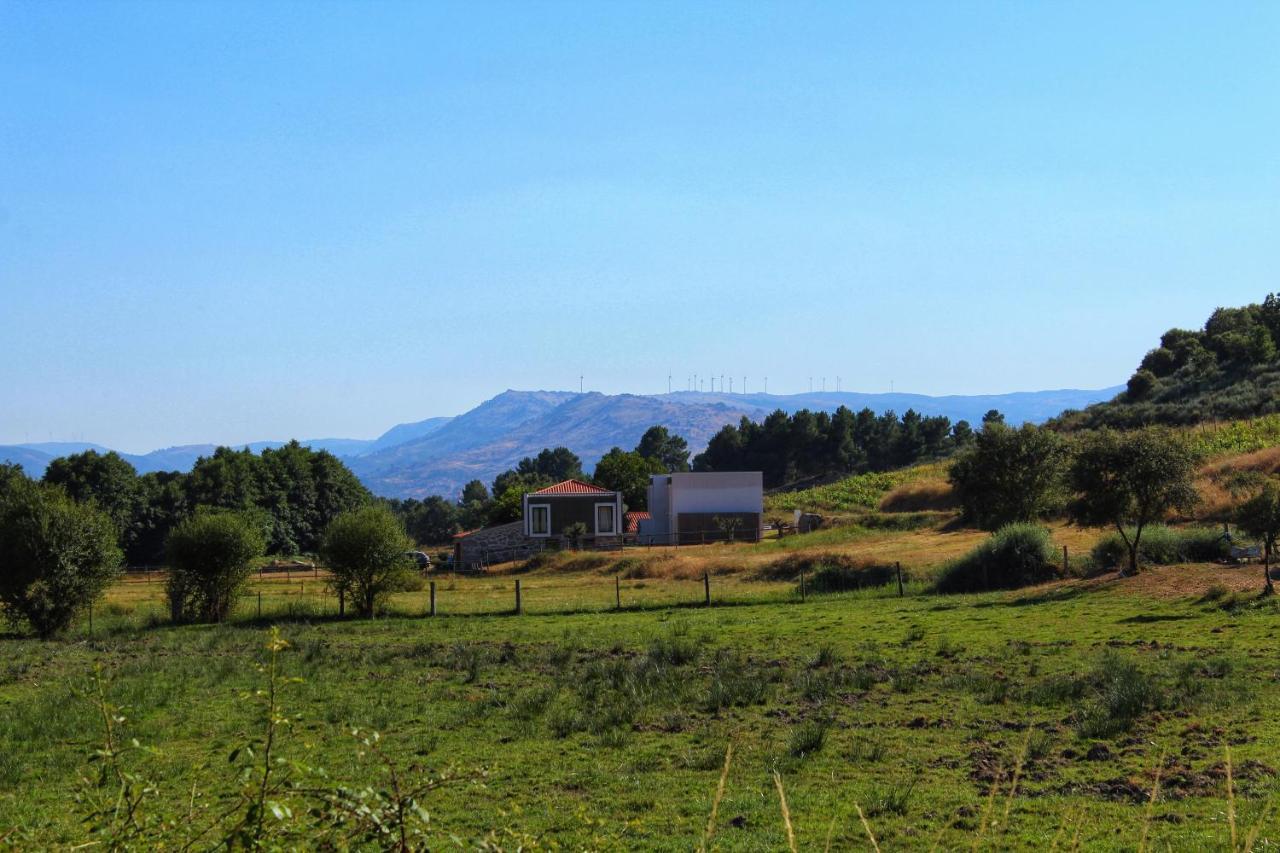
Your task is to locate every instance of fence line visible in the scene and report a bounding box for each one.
[87,568,917,635]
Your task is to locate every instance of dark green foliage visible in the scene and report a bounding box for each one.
[385,495,460,544]
[636,425,690,472]
[492,447,584,499]
[0,480,122,636]
[1069,428,1199,575]
[457,480,491,530]
[128,471,189,565]
[592,448,661,510]
[934,524,1057,593]
[320,506,415,617]
[693,406,957,488]
[460,480,489,505]
[948,423,1068,530]
[42,450,140,555]
[189,442,370,555]
[1126,369,1157,400]
[1057,294,1280,429]
[165,511,266,623]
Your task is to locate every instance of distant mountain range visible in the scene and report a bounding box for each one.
[2,386,1120,498]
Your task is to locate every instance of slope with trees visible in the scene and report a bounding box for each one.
[1057,293,1280,429]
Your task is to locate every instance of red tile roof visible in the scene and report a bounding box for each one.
[625,511,651,534]
[531,479,613,495]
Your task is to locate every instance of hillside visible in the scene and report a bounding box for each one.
[1056,293,1280,429]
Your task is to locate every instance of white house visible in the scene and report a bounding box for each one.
[637,471,764,544]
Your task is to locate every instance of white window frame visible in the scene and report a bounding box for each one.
[528,503,551,537]
[594,501,617,536]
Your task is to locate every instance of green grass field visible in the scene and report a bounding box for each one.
[2,556,1279,850]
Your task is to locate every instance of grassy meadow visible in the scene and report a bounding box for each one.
[7,433,1280,849]
[3,524,1280,849]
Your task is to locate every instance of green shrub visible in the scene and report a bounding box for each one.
[934,524,1057,593]
[0,480,122,637]
[320,506,415,618]
[1090,525,1228,569]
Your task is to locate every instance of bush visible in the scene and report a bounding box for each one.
[0,480,122,637]
[320,506,415,618]
[807,562,898,593]
[759,553,895,592]
[166,511,266,623]
[1090,525,1228,569]
[934,524,1057,593]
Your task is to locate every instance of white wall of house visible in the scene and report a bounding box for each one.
[640,471,763,539]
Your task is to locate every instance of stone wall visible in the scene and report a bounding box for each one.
[455,521,534,569]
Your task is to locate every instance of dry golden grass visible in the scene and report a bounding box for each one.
[878,479,957,512]
[1194,445,1280,520]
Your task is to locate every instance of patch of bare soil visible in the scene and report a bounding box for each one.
[1005,562,1267,603]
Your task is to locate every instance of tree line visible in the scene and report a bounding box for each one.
[36,441,371,565]
[692,406,987,489]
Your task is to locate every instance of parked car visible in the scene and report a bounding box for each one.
[404,550,431,569]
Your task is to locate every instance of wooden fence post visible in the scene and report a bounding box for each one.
[515,579,522,615]
[88,601,93,636]
[800,567,806,602]
[615,574,621,610]
[704,571,711,607]
[338,588,345,617]
[1063,545,1069,575]
[257,591,262,619]
[896,561,904,597]
[429,581,437,617]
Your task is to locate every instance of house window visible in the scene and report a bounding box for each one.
[595,503,616,535]
[529,504,550,536]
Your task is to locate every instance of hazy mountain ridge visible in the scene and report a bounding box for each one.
[344,386,1121,499]
[1,386,1119,496]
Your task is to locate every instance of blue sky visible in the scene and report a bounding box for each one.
[2,2,1277,452]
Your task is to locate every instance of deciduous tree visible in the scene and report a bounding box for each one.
[1068,427,1199,576]
[320,506,414,618]
[948,424,1068,530]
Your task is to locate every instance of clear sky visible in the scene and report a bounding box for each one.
[2,2,1277,452]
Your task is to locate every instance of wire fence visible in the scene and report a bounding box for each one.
[84,566,884,635]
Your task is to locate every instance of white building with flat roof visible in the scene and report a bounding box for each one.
[638,471,763,544]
